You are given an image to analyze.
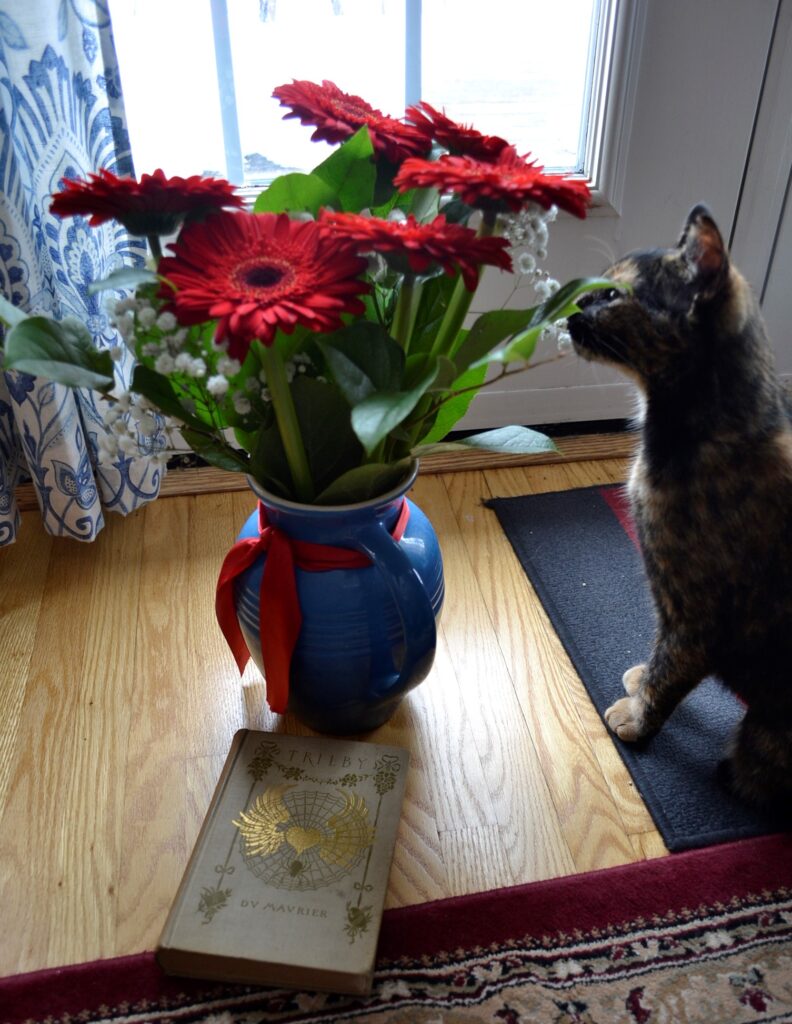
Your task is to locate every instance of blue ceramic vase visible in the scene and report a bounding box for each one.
[233,463,444,733]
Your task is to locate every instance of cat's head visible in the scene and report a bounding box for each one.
[567,205,747,386]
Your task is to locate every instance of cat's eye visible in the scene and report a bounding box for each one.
[602,288,622,302]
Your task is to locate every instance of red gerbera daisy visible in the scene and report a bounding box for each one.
[157,211,369,359]
[405,102,509,162]
[394,146,591,219]
[50,168,244,236]
[272,79,432,165]
[320,211,512,290]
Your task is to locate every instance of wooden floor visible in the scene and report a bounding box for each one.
[0,456,667,979]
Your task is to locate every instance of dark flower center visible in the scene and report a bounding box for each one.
[244,264,285,289]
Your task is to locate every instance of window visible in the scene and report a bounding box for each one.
[110,0,603,188]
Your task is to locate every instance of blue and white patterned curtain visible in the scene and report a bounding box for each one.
[0,0,163,545]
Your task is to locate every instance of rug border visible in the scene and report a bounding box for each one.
[3,832,790,1024]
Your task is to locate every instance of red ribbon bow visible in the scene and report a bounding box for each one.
[215,499,410,713]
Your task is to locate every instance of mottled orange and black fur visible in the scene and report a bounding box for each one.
[568,204,792,811]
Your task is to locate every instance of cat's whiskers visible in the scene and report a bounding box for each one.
[585,234,618,268]
[590,327,641,377]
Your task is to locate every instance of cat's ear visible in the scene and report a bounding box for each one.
[679,204,729,298]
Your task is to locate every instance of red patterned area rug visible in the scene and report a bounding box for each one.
[4,833,792,1024]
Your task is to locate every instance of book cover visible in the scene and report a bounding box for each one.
[156,729,409,995]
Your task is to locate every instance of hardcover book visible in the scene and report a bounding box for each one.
[156,729,409,995]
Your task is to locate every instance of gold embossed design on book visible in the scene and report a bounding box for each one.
[234,784,376,889]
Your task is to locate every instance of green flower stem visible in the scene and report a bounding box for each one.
[408,212,500,446]
[259,344,315,502]
[391,274,417,352]
[428,211,498,360]
[147,235,163,262]
[426,277,470,361]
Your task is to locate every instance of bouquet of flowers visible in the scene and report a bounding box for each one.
[0,80,612,506]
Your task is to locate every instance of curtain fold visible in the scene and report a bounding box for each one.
[0,0,165,545]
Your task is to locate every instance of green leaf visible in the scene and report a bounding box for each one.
[491,325,543,365]
[3,317,114,389]
[248,422,294,497]
[320,346,376,405]
[131,364,208,429]
[454,278,622,374]
[318,321,405,404]
[311,126,376,212]
[453,424,558,455]
[419,362,488,445]
[531,276,621,325]
[407,187,440,222]
[453,307,540,375]
[408,273,459,355]
[438,198,475,224]
[180,427,249,473]
[0,293,28,328]
[351,361,439,455]
[314,459,413,505]
[411,439,472,456]
[291,375,364,494]
[87,266,159,296]
[373,156,400,207]
[253,172,336,216]
[426,355,458,392]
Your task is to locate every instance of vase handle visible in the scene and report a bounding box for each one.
[355,516,437,697]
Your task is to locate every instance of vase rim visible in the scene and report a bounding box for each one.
[245,460,419,513]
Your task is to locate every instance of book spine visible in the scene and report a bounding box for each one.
[157,729,249,951]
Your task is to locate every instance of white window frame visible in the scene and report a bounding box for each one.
[205,0,618,198]
[583,0,648,213]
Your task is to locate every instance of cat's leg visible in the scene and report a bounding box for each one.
[605,635,704,741]
[718,710,792,810]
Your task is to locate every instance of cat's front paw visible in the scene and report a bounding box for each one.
[622,664,647,695]
[605,695,650,742]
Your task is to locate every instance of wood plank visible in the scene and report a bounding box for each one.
[453,466,638,874]
[629,831,669,861]
[380,700,450,909]
[481,463,658,838]
[0,515,52,815]
[413,473,577,884]
[115,493,248,953]
[383,795,449,909]
[384,629,499,834]
[0,513,143,974]
[439,826,515,897]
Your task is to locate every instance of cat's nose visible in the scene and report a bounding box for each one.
[577,291,600,310]
[579,287,620,309]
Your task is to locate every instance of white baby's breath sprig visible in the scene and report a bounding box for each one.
[500,202,563,298]
[156,311,178,332]
[155,353,175,374]
[207,375,230,398]
[233,392,252,415]
[217,355,241,377]
[137,306,157,330]
[556,328,574,355]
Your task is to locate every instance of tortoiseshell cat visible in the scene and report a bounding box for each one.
[568,204,792,811]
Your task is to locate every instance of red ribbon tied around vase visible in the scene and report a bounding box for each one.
[215,499,410,714]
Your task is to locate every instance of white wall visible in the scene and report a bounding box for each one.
[461,0,781,429]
